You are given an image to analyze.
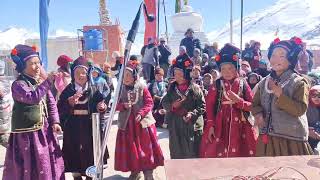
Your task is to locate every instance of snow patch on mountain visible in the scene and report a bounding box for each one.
[0,27,77,50]
[208,0,320,49]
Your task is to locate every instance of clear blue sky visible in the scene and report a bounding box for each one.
[0,0,278,34]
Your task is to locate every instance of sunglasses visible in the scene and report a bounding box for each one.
[311,94,320,98]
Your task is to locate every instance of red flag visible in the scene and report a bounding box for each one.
[144,0,157,45]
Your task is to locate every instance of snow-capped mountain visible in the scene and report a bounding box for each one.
[0,27,77,50]
[0,27,39,50]
[208,0,320,49]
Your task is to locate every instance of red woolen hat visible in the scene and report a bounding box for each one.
[57,55,73,68]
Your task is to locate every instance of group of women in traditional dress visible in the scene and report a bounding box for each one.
[2,36,315,180]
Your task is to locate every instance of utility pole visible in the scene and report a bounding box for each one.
[240,0,243,51]
[230,0,233,44]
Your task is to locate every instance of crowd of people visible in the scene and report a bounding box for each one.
[0,27,320,180]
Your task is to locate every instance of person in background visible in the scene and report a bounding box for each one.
[202,56,218,75]
[111,51,124,79]
[141,37,160,82]
[148,68,168,128]
[191,65,203,88]
[200,43,256,158]
[252,38,313,156]
[180,28,202,57]
[201,53,209,67]
[241,60,252,75]
[251,41,262,70]
[202,73,213,97]
[203,43,213,58]
[307,49,314,72]
[167,46,190,80]
[102,62,114,90]
[210,69,220,83]
[115,60,164,180]
[243,41,261,70]
[212,42,220,57]
[162,57,205,159]
[54,55,73,100]
[3,44,64,180]
[307,85,320,154]
[241,43,251,60]
[58,57,110,180]
[247,72,261,90]
[158,37,172,77]
[254,59,270,78]
[191,48,202,66]
[0,61,11,148]
[295,40,310,75]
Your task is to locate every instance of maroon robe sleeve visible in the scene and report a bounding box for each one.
[205,86,217,127]
[234,81,253,111]
[116,103,126,111]
[137,88,154,118]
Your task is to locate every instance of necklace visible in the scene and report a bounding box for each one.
[264,76,292,94]
[175,84,191,100]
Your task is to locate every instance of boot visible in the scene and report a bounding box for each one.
[85,177,92,180]
[72,172,83,180]
[73,176,83,180]
[128,171,142,180]
[143,170,154,180]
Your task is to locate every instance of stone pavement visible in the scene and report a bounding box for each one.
[0,121,170,180]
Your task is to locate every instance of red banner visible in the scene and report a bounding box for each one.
[144,0,157,45]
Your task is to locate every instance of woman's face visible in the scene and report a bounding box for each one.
[174,69,186,84]
[211,71,218,80]
[155,73,163,81]
[23,56,41,78]
[74,67,88,86]
[220,63,237,80]
[191,69,200,78]
[241,64,251,74]
[270,47,290,74]
[193,51,200,57]
[92,70,99,78]
[203,76,212,86]
[179,48,186,55]
[311,93,320,105]
[123,69,135,86]
[249,76,258,84]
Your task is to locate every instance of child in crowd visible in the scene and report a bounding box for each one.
[200,43,257,158]
[148,68,168,128]
[115,60,164,180]
[191,48,202,66]
[191,65,203,87]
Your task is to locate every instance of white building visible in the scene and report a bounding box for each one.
[25,37,81,72]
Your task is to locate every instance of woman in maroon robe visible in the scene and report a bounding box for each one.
[200,44,257,158]
[115,60,164,180]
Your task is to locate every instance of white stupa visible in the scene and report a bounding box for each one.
[168,5,209,58]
